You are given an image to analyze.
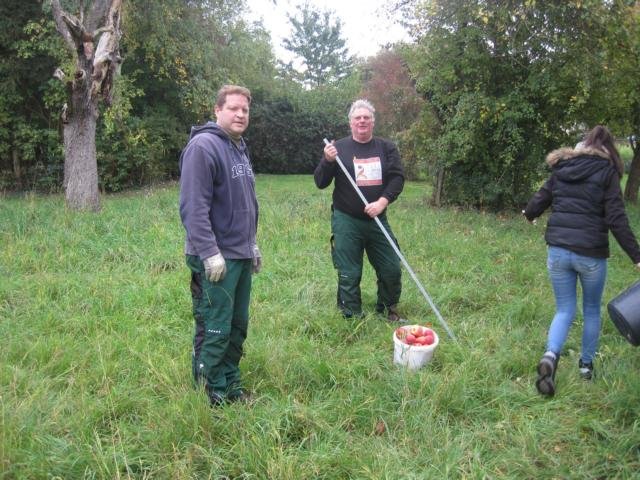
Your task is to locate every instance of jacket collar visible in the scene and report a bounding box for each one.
[546,146,610,167]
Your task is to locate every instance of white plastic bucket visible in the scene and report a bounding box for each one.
[393,326,439,370]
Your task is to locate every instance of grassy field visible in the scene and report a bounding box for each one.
[2,175,640,479]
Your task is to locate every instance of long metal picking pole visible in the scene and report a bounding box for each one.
[323,139,456,341]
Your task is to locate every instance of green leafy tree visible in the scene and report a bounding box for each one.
[1,1,402,190]
[0,0,65,191]
[98,0,278,190]
[405,0,622,209]
[616,3,640,203]
[282,3,354,87]
[578,1,640,202]
[106,0,235,190]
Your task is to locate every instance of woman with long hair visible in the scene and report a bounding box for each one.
[524,125,640,396]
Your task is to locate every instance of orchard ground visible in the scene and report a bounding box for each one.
[2,175,640,478]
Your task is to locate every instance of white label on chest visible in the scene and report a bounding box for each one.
[353,156,382,186]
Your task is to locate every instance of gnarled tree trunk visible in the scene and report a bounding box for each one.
[51,0,122,211]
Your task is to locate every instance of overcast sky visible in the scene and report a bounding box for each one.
[246,0,411,62]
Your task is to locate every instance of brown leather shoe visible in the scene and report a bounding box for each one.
[387,305,407,323]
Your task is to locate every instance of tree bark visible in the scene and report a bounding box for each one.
[431,166,445,207]
[64,74,100,210]
[51,0,122,212]
[12,146,21,190]
[624,146,640,203]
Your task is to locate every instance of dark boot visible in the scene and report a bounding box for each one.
[536,351,559,396]
[228,389,254,404]
[578,359,594,380]
[204,384,226,408]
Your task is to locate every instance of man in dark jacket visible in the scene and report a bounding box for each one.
[314,99,406,321]
[179,85,260,406]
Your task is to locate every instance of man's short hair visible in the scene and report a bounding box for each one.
[348,99,375,121]
[215,85,252,109]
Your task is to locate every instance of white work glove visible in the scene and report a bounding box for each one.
[252,245,262,274]
[203,253,226,282]
[636,262,640,270]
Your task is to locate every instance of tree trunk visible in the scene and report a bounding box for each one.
[624,147,640,203]
[51,0,122,212]
[63,87,100,210]
[11,146,21,190]
[431,166,445,207]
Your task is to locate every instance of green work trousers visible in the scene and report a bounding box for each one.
[331,208,402,317]
[186,255,252,401]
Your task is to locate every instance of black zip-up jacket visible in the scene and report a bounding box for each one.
[524,146,640,263]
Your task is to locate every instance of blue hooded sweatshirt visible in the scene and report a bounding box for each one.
[179,121,258,260]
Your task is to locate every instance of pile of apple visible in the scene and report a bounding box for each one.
[395,325,436,346]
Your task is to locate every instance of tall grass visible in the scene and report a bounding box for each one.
[2,176,640,479]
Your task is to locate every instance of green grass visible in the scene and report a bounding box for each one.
[2,175,640,479]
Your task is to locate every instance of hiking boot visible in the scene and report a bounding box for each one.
[535,351,559,396]
[578,359,594,380]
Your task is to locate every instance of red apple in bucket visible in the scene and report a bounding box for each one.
[393,324,439,370]
[395,325,437,346]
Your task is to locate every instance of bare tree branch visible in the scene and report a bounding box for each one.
[91,0,122,104]
[61,12,88,42]
[50,0,76,51]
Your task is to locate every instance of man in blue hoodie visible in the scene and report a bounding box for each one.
[179,85,260,407]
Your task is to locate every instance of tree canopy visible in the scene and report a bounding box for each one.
[403,0,639,208]
[281,3,354,87]
[2,0,640,210]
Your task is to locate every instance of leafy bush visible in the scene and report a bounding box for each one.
[96,84,186,192]
[246,88,353,174]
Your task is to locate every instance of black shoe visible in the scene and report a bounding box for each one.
[205,384,226,407]
[338,293,363,319]
[208,391,226,408]
[536,352,558,396]
[578,359,593,380]
[228,390,253,404]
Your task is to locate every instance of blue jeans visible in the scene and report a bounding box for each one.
[546,246,607,363]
